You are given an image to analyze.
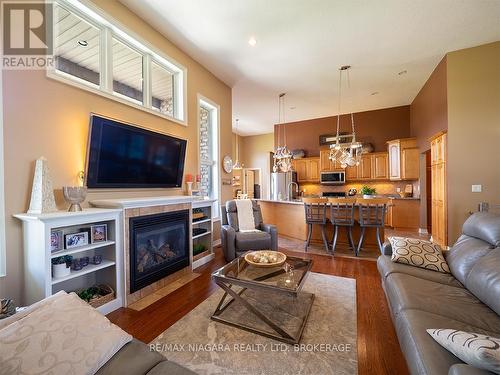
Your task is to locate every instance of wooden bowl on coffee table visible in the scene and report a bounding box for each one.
[245,250,287,268]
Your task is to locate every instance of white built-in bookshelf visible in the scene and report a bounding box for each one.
[14,208,123,314]
[191,200,215,269]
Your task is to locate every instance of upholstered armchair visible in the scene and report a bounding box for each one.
[221,200,278,262]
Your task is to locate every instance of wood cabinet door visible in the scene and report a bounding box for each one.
[345,165,357,180]
[294,159,308,182]
[357,154,372,179]
[371,152,388,179]
[402,148,419,180]
[388,142,401,180]
[307,158,320,181]
[385,205,393,227]
[320,150,333,171]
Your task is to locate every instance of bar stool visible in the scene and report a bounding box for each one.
[356,198,388,255]
[303,197,329,252]
[328,197,357,255]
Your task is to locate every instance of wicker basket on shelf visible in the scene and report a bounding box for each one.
[76,284,115,308]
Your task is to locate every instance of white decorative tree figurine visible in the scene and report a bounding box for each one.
[27,157,57,214]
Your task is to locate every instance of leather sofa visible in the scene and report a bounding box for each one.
[378,212,500,375]
[97,339,196,375]
[221,200,278,262]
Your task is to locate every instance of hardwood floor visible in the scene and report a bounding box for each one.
[107,247,409,375]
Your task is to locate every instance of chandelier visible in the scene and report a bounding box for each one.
[329,65,362,168]
[273,93,293,172]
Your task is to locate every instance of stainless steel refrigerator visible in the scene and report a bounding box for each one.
[270,171,297,200]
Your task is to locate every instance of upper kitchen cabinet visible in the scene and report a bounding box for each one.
[387,138,419,180]
[371,152,389,180]
[292,157,320,182]
[320,149,343,171]
[356,154,372,180]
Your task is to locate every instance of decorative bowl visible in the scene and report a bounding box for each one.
[63,186,87,212]
[244,251,287,268]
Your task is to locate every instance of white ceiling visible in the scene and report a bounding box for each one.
[120,0,500,135]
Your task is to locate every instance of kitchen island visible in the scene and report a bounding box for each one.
[257,199,385,251]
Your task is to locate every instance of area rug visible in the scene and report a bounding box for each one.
[151,272,357,375]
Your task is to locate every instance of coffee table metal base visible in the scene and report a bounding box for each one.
[211,281,315,345]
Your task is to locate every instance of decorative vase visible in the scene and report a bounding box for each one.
[28,157,57,214]
[186,181,193,196]
[363,194,374,199]
[53,263,70,278]
[63,186,87,212]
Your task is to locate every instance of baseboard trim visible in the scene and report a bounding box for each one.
[213,239,221,247]
[418,228,429,234]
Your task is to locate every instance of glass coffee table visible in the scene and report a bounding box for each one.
[211,253,314,344]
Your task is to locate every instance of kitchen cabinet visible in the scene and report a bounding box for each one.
[356,154,372,180]
[292,157,320,183]
[320,149,343,171]
[371,152,389,180]
[344,152,388,181]
[390,199,420,229]
[387,138,419,180]
[430,132,447,247]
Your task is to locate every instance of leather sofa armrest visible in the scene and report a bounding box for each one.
[382,241,393,256]
[448,364,494,375]
[221,224,237,262]
[260,223,278,251]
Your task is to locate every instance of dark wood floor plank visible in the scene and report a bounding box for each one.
[107,248,408,375]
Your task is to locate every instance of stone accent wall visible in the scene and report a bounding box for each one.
[124,203,192,306]
[199,106,211,198]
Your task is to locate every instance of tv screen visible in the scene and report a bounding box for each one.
[85,115,187,189]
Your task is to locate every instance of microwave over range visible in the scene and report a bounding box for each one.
[320,171,346,185]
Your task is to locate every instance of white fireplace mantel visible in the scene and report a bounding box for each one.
[90,195,203,209]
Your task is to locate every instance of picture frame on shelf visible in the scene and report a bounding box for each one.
[64,231,89,249]
[50,230,64,252]
[91,224,107,243]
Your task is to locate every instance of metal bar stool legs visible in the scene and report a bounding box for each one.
[356,227,366,256]
[305,223,313,251]
[320,225,329,252]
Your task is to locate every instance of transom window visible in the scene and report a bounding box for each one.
[50,0,186,124]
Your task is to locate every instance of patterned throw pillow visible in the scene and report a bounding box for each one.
[389,236,450,273]
[427,329,500,374]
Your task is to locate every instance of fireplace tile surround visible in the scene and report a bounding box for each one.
[91,196,214,306]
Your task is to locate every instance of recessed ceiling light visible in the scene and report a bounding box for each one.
[371,92,379,96]
[398,70,407,76]
[77,40,88,47]
[248,37,257,46]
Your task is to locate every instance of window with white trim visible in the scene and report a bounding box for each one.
[199,98,220,218]
[50,0,186,124]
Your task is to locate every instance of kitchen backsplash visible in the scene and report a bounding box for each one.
[300,181,420,197]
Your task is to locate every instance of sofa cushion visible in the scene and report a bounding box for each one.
[447,235,494,284]
[235,230,271,251]
[378,255,462,287]
[147,360,198,375]
[465,249,500,315]
[96,339,164,375]
[462,212,500,247]
[389,236,450,273]
[448,364,495,375]
[427,329,500,374]
[395,309,499,375]
[384,273,500,334]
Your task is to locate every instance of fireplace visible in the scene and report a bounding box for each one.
[129,210,190,293]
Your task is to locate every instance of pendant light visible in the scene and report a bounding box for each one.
[273,93,293,172]
[329,66,362,168]
[233,119,242,170]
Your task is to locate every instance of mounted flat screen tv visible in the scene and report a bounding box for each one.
[85,115,187,189]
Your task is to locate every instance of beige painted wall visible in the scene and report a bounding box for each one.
[0,0,232,304]
[447,41,500,243]
[240,133,274,199]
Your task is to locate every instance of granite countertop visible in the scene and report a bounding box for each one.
[256,196,420,204]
